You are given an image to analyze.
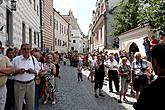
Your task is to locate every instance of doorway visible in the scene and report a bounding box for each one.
[129,42,139,55]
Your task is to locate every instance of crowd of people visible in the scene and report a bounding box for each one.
[71,32,165,110]
[0,41,61,110]
[74,50,154,103]
[1,32,165,110]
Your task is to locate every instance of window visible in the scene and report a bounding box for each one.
[73,40,76,43]
[64,26,66,34]
[34,32,36,44]
[55,20,58,30]
[60,40,61,46]
[22,23,26,43]
[57,21,58,30]
[29,28,32,47]
[29,0,32,4]
[58,39,60,46]
[63,41,65,46]
[34,0,36,11]
[60,23,61,33]
[38,33,40,47]
[71,47,74,50]
[37,5,39,15]
[55,38,57,45]
[65,41,67,47]
[50,15,52,26]
[62,25,63,33]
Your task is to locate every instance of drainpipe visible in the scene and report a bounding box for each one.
[67,24,70,52]
[39,0,43,50]
[53,10,55,51]
[104,0,109,49]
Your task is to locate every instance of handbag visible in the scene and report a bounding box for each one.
[35,75,41,85]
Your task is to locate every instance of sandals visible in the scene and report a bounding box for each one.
[118,100,122,103]
[123,98,128,102]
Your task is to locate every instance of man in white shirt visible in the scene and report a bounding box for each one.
[104,54,119,93]
[12,43,40,110]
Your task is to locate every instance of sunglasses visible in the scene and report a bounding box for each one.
[22,48,30,50]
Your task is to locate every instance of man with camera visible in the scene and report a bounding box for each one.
[12,43,40,110]
[131,52,149,101]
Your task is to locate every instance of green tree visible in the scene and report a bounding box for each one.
[112,0,140,36]
[138,0,165,33]
[112,0,165,36]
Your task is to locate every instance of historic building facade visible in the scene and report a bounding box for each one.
[53,9,69,53]
[62,10,84,53]
[90,0,123,52]
[41,0,54,51]
[0,0,40,48]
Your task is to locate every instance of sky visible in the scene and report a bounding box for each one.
[53,0,96,35]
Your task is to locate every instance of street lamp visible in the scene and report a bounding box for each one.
[11,0,16,11]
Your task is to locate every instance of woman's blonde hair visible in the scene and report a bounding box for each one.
[121,57,127,63]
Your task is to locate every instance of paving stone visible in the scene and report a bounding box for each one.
[41,62,135,110]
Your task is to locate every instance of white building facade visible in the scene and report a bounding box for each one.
[63,10,84,53]
[53,9,69,53]
[0,0,40,48]
[70,29,84,53]
[89,0,123,52]
[118,26,150,57]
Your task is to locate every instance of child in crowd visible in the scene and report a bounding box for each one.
[77,63,83,82]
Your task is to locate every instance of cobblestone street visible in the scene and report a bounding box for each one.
[41,62,136,110]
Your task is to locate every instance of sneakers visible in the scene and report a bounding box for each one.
[123,98,128,102]
[99,93,105,97]
[95,94,99,98]
[52,101,56,105]
[118,100,122,103]
[109,90,113,93]
[43,100,48,104]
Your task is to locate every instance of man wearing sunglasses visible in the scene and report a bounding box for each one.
[12,43,40,110]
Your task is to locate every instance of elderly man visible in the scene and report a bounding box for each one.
[12,43,40,110]
[105,54,119,93]
[133,43,165,110]
[131,52,148,101]
[0,41,15,110]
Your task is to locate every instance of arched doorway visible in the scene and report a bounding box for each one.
[129,42,139,55]
[129,42,139,62]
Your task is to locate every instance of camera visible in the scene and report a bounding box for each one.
[25,70,29,72]
[126,79,130,83]
[141,68,146,73]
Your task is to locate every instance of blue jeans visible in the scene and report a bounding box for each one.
[78,73,83,81]
[35,84,42,110]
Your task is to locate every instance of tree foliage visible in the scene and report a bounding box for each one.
[138,0,165,32]
[112,0,165,36]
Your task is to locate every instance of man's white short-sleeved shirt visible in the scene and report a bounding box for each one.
[12,55,40,81]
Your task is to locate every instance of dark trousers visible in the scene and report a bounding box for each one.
[108,70,119,92]
[94,78,104,90]
[35,84,42,110]
[5,79,15,110]
[78,73,83,81]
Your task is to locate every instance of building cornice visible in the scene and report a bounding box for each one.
[53,8,70,25]
[118,26,150,41]
[91,14,104,32]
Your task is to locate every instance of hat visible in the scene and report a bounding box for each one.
[121,57,127,62]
